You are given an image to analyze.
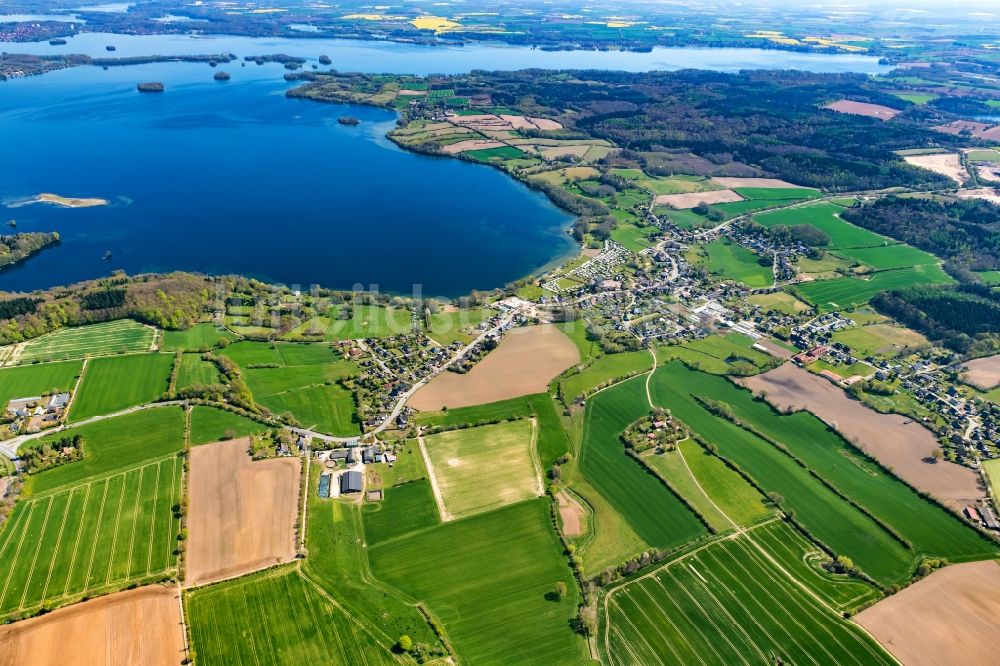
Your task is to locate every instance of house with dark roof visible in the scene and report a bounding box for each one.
[340,470,363,494]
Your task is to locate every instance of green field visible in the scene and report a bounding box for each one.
[611,223,657,252]
[422,419,540,520]
[974,269,1000,285]
[831,243,941,270]
[967,149,1000,162]
[0,453,181,620]
[698,238,773,288]
[189,406,269,445]
[160,323,237,352]
[892,92,937,105]
[69,353,174,421]
[186,566,398,666]
[732,187,822,200]
[362,479,440,545]
[747,291,810,315]
[293,306,413,341]
[0,360,82,407]
[983,459,1000,501]
[222,342,360,435]
[17,320,153,363]
[559,350,652,401]
[176,354,220,389]
[792,264,953,311]
[579,376,708,551]
[556,321,600,365]
[656,333,771,375]
[426,308,492,345]
[649,363,997,584]
[26,407,185,494]
[603,523,893,666]
[755,203,890,249]
[369,500,588,666]
[831,324,928,356]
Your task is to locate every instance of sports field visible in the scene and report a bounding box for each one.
[603,524,894,666]
[160,323,236,352]
[0,360,82,407]
[0,454,181,620]
[69,353,174,421]
[421,419,541,520]
[18,320,153,363]
[186,566,398,666]
[699,238,773,288]
[792,264,953,311]
[369,500,588,666]
[579,376,707,550]
[755,203,889,249]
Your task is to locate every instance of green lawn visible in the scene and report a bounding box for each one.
[189,406,269,445]
[186,566,398,666]
[160,323,237,352]
[18,320,153,363]
[426,308,492,345]
[579,376,708,551]
[0,454,181,621]
[26,407,186,494]
[699,238,773,288]
[324,306,413,341]
[176,354,220,389]
[69,353,174,421]
[604,526,893,666]
[792,264,953,311]
[755,203,890,249]
[0,360,82,407]
[369,500,589,666]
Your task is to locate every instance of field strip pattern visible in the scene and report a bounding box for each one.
[603,532,895,666]
[0,456,180,618]
[17,320,155,363]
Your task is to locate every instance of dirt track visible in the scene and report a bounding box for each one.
[740,363,984,509]
[186,438,301,587]
[962,354,1000,389]
[856,560,1000,666]
[409,324,579,411]
[0,586,184,666]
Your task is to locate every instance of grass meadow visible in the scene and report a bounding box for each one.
[754,202,889,249]
[189,406,269,445]
[0,454,181,620]
[559,350,653,402]
[655,333,771,375]
[160,323,237,352]
[792,264,953,311]
[17,320,153,363]
[699,238,773,288]
[369,500,588,666]
[362,479,440,545]
[69,353,174,421]
[422,419,541,520]
[176,354,220,389]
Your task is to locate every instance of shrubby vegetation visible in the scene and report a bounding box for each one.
[21,434,84,474]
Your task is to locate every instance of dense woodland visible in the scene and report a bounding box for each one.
[872,284,1000,355]
[843,197,1000,274]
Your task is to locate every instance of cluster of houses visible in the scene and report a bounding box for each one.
[316,441,398,499]
[5,393,71,433]
[542,240,630,295]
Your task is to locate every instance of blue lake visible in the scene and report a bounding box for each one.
[0,37,889,296]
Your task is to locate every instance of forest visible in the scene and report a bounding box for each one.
[872,284,1000,355]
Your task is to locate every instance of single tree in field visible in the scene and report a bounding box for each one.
[931,447,944,463]
[396,636,413,653]
[553,581,567,601]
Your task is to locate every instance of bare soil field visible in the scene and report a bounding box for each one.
[961,354,1000,390]
[740,363,985,508]
[0,586,184,666]
[755,338,795,359]
[409,324,580,411]
[556,490,586,537]
[856,560,1000,666]
[186,439,301,587]
[904,153,968,186]
[935,120,1000,141]
[654,189,744,209]
[712,177,804,188]
[825,99,901,120]
[540,145,591,160]
[958,187,1000,205]
[441,139,506,154]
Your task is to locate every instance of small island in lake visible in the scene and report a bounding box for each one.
[214,71,231,81]
[0,231,59,270]
[10,193,109,209]
[48,39,67,46]
[137,82,165,93]
[106,45,116,52]
[338,116,360,126]
[319,55,332,65]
